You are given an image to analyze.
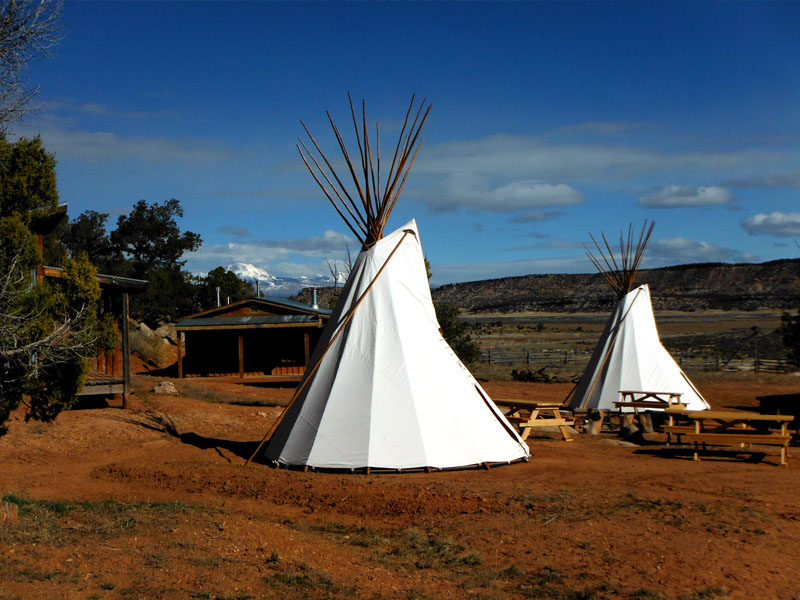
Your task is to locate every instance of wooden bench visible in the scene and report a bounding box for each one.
[669,410,794,466]
[496,399,574,442]
[661,424,695,444]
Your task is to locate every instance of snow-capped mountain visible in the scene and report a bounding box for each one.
[226,263,276,284]
[226,262,334,297]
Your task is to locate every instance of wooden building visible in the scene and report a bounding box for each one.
[175,298,332,383]
[31,205,148,407]
[41,266,148,405]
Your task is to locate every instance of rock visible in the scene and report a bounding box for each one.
[153,381,178,395]
[155,323,177,346]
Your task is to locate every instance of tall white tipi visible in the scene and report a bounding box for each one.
[255,96,529,471]
[565,284,709,412]
[565,223,709,413]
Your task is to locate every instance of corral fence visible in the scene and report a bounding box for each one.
[478,349,796,374]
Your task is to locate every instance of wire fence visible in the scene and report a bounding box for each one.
[478,349,796,374]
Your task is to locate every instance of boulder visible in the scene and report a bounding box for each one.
[153,381,178,395]
[155,323,177,346]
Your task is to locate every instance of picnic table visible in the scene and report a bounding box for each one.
[662,410,794,466]
[614,390,685,411]
[495,399,574,442]
[613,390,686,432]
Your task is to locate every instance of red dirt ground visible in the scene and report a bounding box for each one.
[1,364,799,600]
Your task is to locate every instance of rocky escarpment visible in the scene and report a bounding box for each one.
[430,259,800,313]
[293,259,800,314]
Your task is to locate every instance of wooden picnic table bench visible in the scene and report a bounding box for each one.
[495,399,574,442]
[614,390,686,432]
[664,410,794,466]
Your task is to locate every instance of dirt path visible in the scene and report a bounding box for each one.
[2,372,799,599]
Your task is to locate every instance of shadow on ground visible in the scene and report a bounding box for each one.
[634,446,772,465]
[113,412,270,465]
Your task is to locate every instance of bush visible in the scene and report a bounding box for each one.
[779,310,800,366]
[434,302,481,365]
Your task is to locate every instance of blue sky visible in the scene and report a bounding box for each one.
[14,1,800,286]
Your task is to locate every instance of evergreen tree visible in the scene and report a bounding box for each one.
[196,267,255,311]
[0,137,108,432]
[779,310,800,366]
[434,302,481,365]
[65,199,202,325]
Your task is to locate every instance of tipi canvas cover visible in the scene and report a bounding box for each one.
[264,220,529,470]
[566,284,709,412]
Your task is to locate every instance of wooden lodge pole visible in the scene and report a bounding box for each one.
[121,292,131,409]
[177,333,183,379]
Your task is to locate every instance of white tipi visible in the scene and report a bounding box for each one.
[565,223,709,413]
[252,96,529,470]
[565,283,709,412]
[265,220,529,469]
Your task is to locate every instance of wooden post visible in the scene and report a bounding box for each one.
[177,332,183,379]
[238,334,244,378]
[121,292,131,409]
[303,332,310,366]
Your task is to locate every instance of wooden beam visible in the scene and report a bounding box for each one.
[238,334,244,378]
[175,322,321,332]
[121,292,131,409]
[304,332,310,366]
[180,374,302,384]
[177,332,183,379]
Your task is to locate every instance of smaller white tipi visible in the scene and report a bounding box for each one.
[249,95,529,471]
[565,223,709,413]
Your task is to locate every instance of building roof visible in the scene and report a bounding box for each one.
[42,266,149,292]
[182,297,331,321]
[176,314,325,330]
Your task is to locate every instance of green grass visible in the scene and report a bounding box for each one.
[0,494,195,548]
[264,561,353,598]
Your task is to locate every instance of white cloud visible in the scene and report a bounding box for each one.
[510,210,564,223]
[426,173,582,212]
[405,133,791,216]
[429,235,760,285]
[726,169,800,188]
[417,134,777,183]
[185,229,356,277]
[741,212,800,237]
[648,237,756,264]
[638,185,733,208]
[14,124,232,164]
[255,229,354,255]
[502,239,583,252]
[430,255,590,286]
[216,225,251,238]
[554,121,649,137]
